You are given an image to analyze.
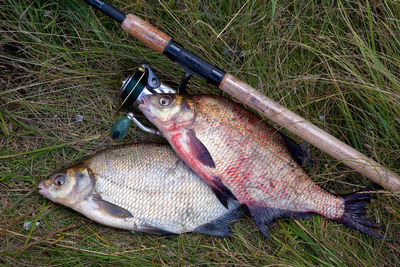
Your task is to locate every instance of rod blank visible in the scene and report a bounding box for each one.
[84,0,126,23]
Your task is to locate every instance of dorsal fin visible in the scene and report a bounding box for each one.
[278,132,313,166]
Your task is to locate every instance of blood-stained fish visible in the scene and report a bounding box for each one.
[39,143,244,236]
[139,94,384,238]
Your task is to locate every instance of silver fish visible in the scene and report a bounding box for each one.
[38,143,243,236]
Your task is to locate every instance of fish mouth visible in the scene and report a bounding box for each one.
[38,182,44,194]
[38,182,51,199]
[138,96,154,120]
[138,96,148,112]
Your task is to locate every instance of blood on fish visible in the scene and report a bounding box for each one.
[139,94,386,239]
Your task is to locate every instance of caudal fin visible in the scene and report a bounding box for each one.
[335,187,386,239]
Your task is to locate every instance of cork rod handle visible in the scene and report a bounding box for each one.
[122,14,171,54]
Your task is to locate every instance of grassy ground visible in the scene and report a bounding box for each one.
[1,0,399,265]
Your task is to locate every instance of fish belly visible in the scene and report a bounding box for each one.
[87,144,234,233]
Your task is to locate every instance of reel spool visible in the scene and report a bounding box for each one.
[120,64,175,106]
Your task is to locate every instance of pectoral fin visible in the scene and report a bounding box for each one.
[185,130,215,168]
[92,197,133,219]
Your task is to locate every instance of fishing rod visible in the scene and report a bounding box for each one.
[82,0,400,193]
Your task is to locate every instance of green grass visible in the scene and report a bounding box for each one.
[1,0,399,265]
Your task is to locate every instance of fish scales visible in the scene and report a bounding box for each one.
[39,144,243,236]
[89,145,207,230]
[192,96,343,218]
[139,94,384,238]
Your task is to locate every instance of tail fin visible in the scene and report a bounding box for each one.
[336,187,385,239]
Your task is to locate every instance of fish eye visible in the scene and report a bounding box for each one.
[159,96,172,106]
[54,175,66,186]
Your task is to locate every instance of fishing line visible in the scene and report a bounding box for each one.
[113,67,145,118]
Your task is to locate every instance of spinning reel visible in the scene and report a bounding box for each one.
[110,64,190,141]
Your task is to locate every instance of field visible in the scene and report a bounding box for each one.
[1,0,400,265]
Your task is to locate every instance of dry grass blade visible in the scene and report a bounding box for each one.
[13,223,83,256]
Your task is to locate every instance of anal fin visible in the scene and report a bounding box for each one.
[248,205,314,238]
